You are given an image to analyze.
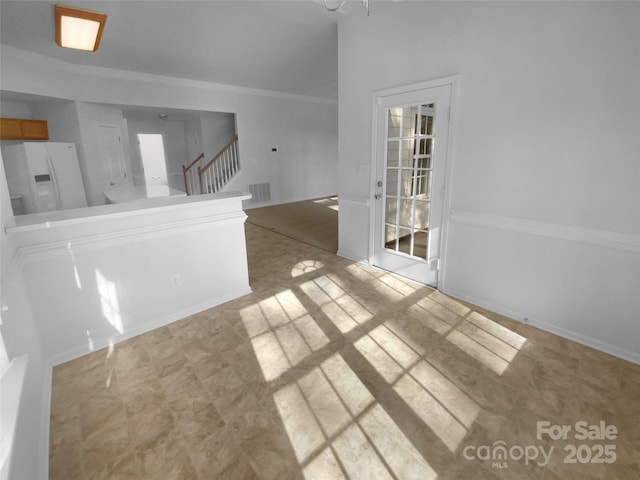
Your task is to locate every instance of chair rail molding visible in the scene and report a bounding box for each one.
[449,210,640,253]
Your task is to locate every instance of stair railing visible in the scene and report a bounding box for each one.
[198,135,240,194]
[182,153,204,195]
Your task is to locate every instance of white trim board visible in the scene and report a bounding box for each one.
[442,287,640,366]
[449,210,640,253]
[370,76,460,287]
[46,286,252,367]
[336,249,368,263]
[0,209,249,302]
[13,211,247,265]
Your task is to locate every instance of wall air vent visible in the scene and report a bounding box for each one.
[248,182,271,203]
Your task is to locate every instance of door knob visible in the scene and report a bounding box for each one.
[377,180,383,187]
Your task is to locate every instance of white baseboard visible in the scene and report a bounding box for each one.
[336,249,369,264]
[46,286,252,367]
[442,287,640,366]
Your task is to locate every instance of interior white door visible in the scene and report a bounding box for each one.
[96,125,129,190]
[138,133,169,186]
[372,83,452,287]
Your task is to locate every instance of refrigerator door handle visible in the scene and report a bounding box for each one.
[46,151,62,208]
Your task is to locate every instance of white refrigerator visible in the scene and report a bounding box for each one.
[2,142,88,215]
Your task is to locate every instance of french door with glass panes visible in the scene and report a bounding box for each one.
[372,83,452,287]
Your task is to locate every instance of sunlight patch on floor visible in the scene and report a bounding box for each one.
[445,328,509,375]
[292,260,325,278]
[300,275,373,333]
[355,322,479,452]
[345,263,386,282]
[240,289,329,381]
[273,353,437,480]
[393,373,468,452]
[313,196,339,212]
[405,294,527,375]
[377,273,421,296]
[408,360,480,428]
[466,311,527,350]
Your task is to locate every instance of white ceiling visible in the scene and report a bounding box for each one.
[0,1,353,100]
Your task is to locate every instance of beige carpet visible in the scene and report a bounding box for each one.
[245,196,338,253]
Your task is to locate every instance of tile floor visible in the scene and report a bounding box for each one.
[49,223,640,479]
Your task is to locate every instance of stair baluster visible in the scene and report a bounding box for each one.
[195,135,239,195]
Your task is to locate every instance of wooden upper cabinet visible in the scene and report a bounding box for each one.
[0,118,49,140]
[21,120,49,139]
[0,118,23,139]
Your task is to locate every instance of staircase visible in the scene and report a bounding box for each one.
[182,135,239,195]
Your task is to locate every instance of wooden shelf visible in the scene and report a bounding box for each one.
[0,118,49,140]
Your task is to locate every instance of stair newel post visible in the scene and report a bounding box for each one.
[182,164,190,195]
[183,153,205,196]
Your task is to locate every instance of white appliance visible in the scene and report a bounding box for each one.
[2,142,87,215]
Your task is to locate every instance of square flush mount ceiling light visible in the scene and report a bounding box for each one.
[55,4,107,51]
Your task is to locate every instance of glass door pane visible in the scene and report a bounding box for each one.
[383,103,436,260]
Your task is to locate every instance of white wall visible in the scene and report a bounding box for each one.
[200,111,237,164]
[0,151,49,480]
[10,195,251,363]
[0,272,48,480]
[75,102,133,206]
[185,117,203,169]
[0,99,31,118]
[0,46,339,207]
[0,191,251,480]
[338,2,640,361]
[0,43,338,476]
[30,99,80,146]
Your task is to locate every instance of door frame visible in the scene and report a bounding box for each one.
[96,124,130,190]
[369,75,459,288]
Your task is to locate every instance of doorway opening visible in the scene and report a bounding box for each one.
[137,133,168,186]
[371,78,456,287]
